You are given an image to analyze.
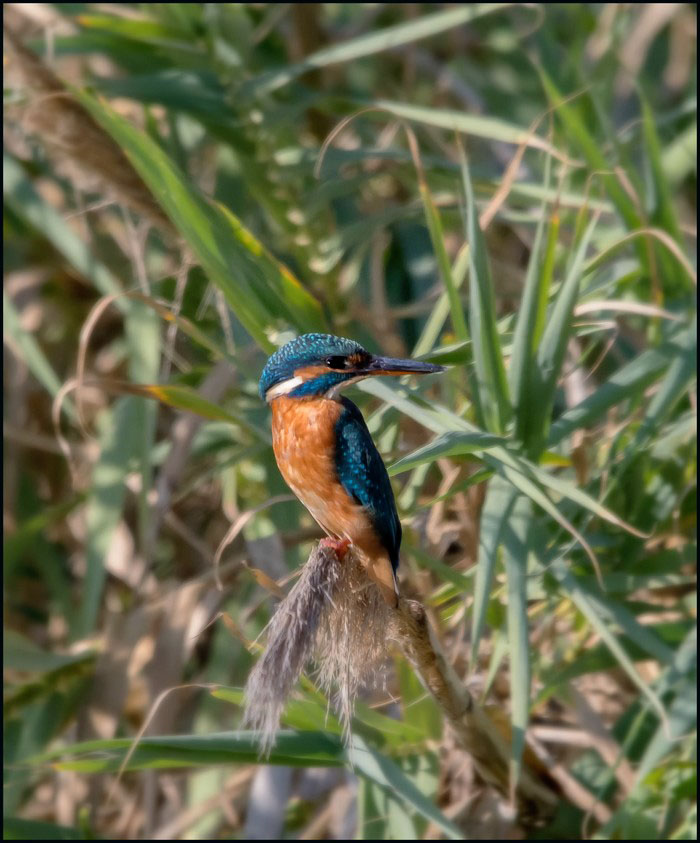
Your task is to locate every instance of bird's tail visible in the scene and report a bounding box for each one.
[366,555,399,608]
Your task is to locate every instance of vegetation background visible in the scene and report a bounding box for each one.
[3,3,696,839]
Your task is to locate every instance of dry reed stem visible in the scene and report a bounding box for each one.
[244,544,560,825]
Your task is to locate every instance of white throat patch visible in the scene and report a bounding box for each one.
[265,376,303,402]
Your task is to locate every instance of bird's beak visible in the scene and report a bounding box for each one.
[362,355,445,377]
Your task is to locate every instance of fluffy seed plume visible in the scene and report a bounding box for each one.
[243,545,390,753]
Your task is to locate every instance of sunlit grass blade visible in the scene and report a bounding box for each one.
[496,462,601,582]
[459,144,511,433]
[36,727,462,838]
[661,122,696,189]
[628,627,696,789]
[600,627,696,838]
[73,90,326,351]
[584,591,674,666]
[243,4,506,98]
[360,378,473,436]
[394,424,643,540]
[370,100,569,161]
[582,228,697,287]
[641,93,691,294]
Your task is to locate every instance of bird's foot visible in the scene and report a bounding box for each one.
[320,537,351,560]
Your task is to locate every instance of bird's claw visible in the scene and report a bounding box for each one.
[320,537,351,560]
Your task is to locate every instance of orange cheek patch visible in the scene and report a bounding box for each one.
[294,364,332,380]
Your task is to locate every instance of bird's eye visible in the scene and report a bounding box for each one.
[325,355,348,370]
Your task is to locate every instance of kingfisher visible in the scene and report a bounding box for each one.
[259,333,444,607]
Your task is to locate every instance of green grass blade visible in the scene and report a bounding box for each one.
[509,151,553,407]
[35,727,461,838]
[103,381,265,440]
[2,818,88,841]
[547,332,684,445]
[583,592,675,667]
[470,476,518,665]
[459,146,511,433]
[629,320,696,454]
[349,735,462,840]
[511,163,560,448]
[41,730,344,771]
[495,462,600,578]
[4,154,122,300]
[525,212,599,456]
[389,431,507,474]
[630,627,696,788]
[661,122,696,189]
[641,97,683,245]
[541,556,670,730]
[76,397,142,639]
[538,69,643,233]
[501,493,532,796]
[3,290,74,419]
[412,244,470,357]
[359,378,473,436]
[499,449,646,538]
[416,171,469,344]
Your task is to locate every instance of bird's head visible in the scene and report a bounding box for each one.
[259,333,444,402]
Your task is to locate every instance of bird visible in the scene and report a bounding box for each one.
[259,333,444,606]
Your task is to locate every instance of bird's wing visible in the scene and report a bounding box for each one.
[334,398,402,571]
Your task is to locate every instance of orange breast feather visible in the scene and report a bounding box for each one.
[270,396,395,602]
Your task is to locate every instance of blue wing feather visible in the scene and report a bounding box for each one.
[333,397,401,571]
